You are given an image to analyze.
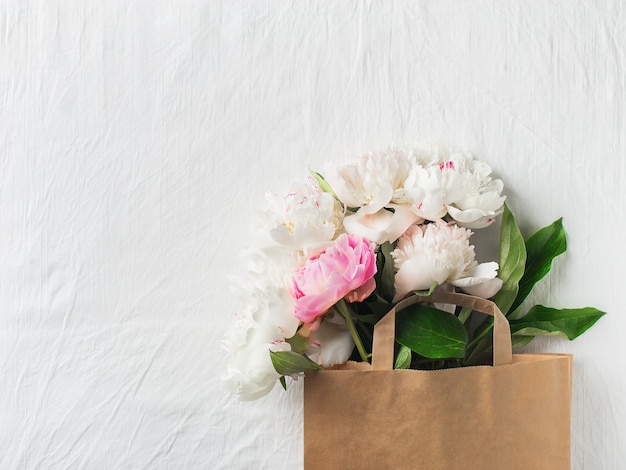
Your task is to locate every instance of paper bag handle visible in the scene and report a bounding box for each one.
[372,290,513,370]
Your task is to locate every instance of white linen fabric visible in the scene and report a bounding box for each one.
[0,1,624,468]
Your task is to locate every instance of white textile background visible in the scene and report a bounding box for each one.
[1,1,624,468]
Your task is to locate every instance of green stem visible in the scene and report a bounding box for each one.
[465,319,495,364]
[466,318,494,352]
[458,307,473,324]
[335,299,369,363]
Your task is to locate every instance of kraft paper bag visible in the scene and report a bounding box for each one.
[304,291,573,470]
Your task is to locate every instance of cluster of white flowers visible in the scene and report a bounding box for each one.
[222,180,348,400]
[222,146,506,400]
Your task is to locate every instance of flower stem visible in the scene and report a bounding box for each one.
[465,318,494,364]
[335,299,369,363]
[466,320,493,351]
[458,307,473,324]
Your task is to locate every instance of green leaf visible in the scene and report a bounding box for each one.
[270,351,323,376]
[286,334,309,354]
[279,376,287,391]
[394,344,412,369]
[467,335,535,354]
[308,169,339,199]
[511,335,535,349]
[510,218,567,317]
[355,301,392,324]
[494,204,527,315]
[464,335,493,366]
[375,241,396,302]
[509,305,606,340]
[396,305,468,359]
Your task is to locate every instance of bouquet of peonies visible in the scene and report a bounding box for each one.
[222,146,604,400]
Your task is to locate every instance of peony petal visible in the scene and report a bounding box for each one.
[453,277,503,298]
[293,285,343,323]
[322,164,363,208]
[384,205,424,241]
[270,224,336,248]
[292,233,378,322]
[360,184,393,214]
[343,206,421,245]
[343,209,391,244]
[466,261,499,280]
[310,313,355,367]
[447,206,500,229]
[344,276,376,303]
[392,256,449,302]
[415,193,446,221]
[449,262,503,298]
[322,150,411,212]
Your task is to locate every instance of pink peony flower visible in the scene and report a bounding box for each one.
[292,234,377,323]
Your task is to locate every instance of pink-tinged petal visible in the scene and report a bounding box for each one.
[344,276,376,303]
[291,233,377,323]
[298,318,322,337]
[294,285,343,323]
[414,194,446,221]
[383,205,424,241]
[344,206,421,244]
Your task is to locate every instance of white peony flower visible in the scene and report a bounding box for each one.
[398,146,505,228]
[391,221,502,302]
[438,151,505,228]
[323,148,412,214]
[221,278,299,401]
[221,324,289,401]
[256,179,344,252]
